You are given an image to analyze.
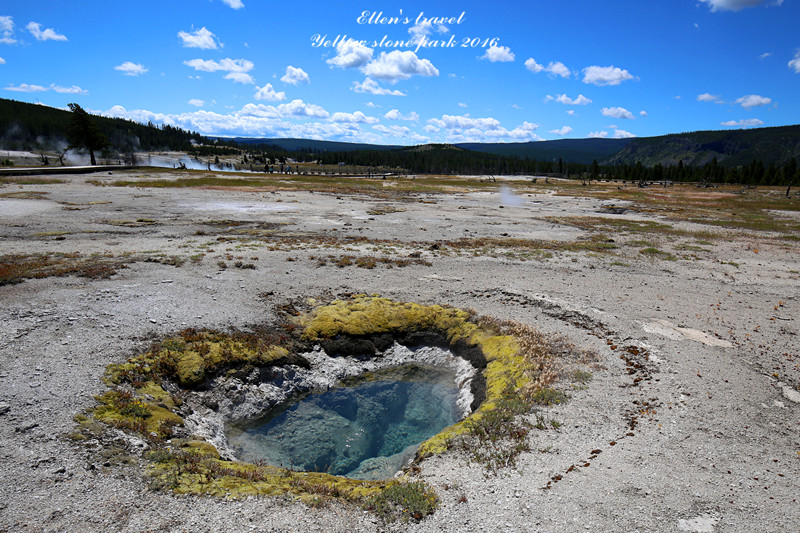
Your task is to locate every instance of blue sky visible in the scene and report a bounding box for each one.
[1,0,798,145]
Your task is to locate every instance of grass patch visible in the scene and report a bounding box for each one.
[440,235,618,259]
[367,205,406,216]
[1,177,65,185]
[0,251,192,286]
[0,252,124,285]
[639,247,677,261]
[548,183,799,236]
[456,394,533,474]
[0,191,49,199]
[364,481,439,523]
[571,370,593,384]
[311,254,432,269]
[530,387,569,406]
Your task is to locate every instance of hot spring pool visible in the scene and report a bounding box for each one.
[226,365,460,480]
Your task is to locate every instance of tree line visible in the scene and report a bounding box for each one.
[0,98,205,154]
[315,145,799,187]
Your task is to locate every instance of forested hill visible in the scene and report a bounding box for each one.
[224,137,401,153]
[318,143,555,175]
[0,98,205,152]
[232,126,800,168]
[456,138,632,164]
[604,125,800,168]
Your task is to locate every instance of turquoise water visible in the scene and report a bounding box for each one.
[227,365,460,480]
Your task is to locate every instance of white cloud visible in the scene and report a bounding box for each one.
[220,0,244,8]
[428,114,501,130]
[3,82,85,94]
[524,58,544,73]
[458,102,468,108]
[184,58,253,73]
[582,65,634,86]
[640,110,648,117]
[759,52,772,59]
[352,78,405,96]
[567,110,576,116]
[612,128,636,138]
[178,27,220,49]
[697,92,721,102]
[0,57,5,65]
[423,125,440,133]
[789,49,800,73]
[26,21,67,41]
[114,61,148,76]
[549,126,573,136]
[100,104,397,144]
[481,45,515,62]
[331,111,378,124]
[372,124,429,144]
[362,50,438,82]
[373,124,405,135]
[277,99,329,118]
[525,58,570,77]
[588,131,609,138]
[223,72,250,85]
[254,83,286,101]
[735,94,771,108]
[547,94,592,106]
[546,61,571,78]
[721,118,764,127]
[408,20,449,42]
[700,0,782,12]
[51,84,87,94]
[281,65,310,85]
[0,16,16,44]
[4,83,47,92]
[384,109,419,121]
[327,38,373,69]
[224,72,254,84]
[365,102,378,108]
[427,114,541,142]
[238,103,279,118]
[188,99,205,107]
[601,106,635,119]
[226,74,253,85]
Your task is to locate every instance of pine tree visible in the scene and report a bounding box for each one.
[67,103,108,165]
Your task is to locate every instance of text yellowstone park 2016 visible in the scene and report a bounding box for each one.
[310,9,502,53]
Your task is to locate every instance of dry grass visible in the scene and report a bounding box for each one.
[0,253,125,285]
[0,251,193,286]
[311,254,432,269]
[1,177,65,185]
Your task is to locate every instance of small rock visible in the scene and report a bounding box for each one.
[0,402,10,415]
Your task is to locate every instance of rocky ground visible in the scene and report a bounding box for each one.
[0,169,798,532]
